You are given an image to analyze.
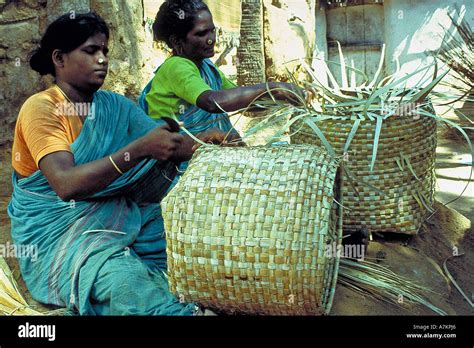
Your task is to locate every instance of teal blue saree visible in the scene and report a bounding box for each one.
[8,90,194,315]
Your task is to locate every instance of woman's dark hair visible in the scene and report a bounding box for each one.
[30,12,109,76]
[153,0,210,48]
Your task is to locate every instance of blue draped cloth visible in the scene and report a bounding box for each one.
[7,90,195,315]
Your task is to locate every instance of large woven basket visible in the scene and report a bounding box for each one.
[162,145,342,315]
[291,114,437,235]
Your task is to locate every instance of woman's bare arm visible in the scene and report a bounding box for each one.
[196,82,303,113]
[38,126,183,201]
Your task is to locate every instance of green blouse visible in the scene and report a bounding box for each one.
[145,56,236,120]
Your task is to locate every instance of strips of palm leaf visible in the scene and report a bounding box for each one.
[0,257,43,315]
[0,257,67,316]
[338,259,447,316]
[438,8,473,94]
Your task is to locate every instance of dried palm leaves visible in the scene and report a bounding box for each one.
[438,9,473,95]
[338,259,447,315]
[0,257,42,315]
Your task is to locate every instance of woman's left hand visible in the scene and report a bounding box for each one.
[192,129,245,151]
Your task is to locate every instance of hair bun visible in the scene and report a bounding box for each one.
[29,47,54,76]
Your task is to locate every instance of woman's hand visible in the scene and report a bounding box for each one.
[198,128,228,144]
[167,129,246,162]
[170,133,196,162]
[269,82,307,105]
[301,84,317,104]
[192,129,245,151]
[141,125,184,161]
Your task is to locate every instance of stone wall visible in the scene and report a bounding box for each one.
[0,1,48,146]
[92,0,154,97]
[0,0,154,146]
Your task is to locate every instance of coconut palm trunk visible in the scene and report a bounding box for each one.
[237,0,266,85]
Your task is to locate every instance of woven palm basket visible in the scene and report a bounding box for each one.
[291,114,437,235]
[162,145,342,315]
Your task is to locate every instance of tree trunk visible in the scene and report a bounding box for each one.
[237,0,266,86]
[263,0,316,82]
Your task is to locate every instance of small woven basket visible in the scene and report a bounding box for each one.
[291,114,437,235]
[162,145,342,315]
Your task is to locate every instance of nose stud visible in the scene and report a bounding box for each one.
[98,58,104,64]
[207,39,213,45]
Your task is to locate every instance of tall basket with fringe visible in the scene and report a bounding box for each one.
[162,145,342,315]
[275,44,446,235]
[291,113,437,235]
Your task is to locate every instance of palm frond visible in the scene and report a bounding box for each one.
[437,10,473,90]
[338,259,447,315]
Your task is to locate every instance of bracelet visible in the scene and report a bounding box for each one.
[109,155,124,175]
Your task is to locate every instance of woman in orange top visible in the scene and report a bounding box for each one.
[9,12,219,315]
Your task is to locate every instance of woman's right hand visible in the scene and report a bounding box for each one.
[268,82,306,105]
[141,125,184,161]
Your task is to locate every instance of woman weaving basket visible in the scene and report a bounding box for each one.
[7,12,223,315]
[140,0,304,138]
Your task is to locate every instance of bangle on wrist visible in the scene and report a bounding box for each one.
[109,155,124,175]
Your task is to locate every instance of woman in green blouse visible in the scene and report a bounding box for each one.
[139,0,304,137]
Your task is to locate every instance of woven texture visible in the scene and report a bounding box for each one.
[291,115,437,235]
[162,145,342,315]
